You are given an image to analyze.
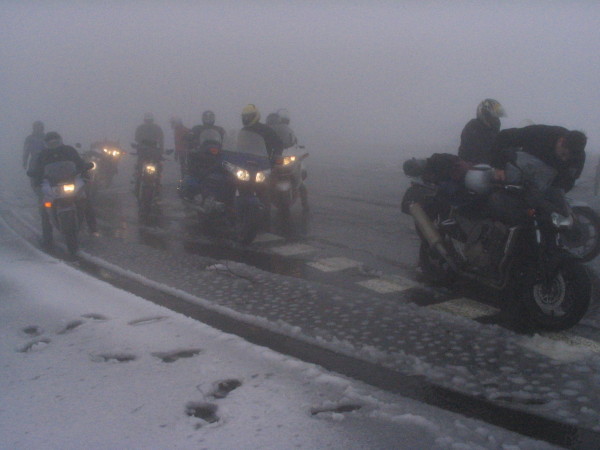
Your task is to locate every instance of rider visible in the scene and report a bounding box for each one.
[271,108,298,149]
[133,113,164,192]
[27,132,97,246]
[241,104,283,159]
[190,110,226,148]
[491,125,587,193]
[458,99,506,164]
[23,121,46,191]
[170,116,190,179]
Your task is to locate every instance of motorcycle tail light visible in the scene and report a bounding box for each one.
[208,147,220,155]
[62,184,75,193]
[44,201,52,208]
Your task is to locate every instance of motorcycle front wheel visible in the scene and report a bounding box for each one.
[234,203,260,245]
[560,206,600,262]
[518,260,591,331]
[418,240,457,287]
[60,210,79,255]
[138,182,154,218]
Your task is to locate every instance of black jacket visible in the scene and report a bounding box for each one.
[490,125,585,192]
[457,118,500,164]
[28,145,88,184]
[243,122,284,158]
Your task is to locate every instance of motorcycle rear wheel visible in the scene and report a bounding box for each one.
[518,260,591,331]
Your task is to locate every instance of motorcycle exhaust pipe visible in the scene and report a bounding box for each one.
[409,202,459,272]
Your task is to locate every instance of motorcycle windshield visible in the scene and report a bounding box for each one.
[505,151,557,192]
[197,129,223,147]
[221,129,271,170]
[224,129,268,157]
[43,161,77,184]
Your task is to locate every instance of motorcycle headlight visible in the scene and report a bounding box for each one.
[90,161,97,170]
[144,164,157,175]
[236,169,250,181]
[256,170,268,183]
[103,148,109,154]
[112,150,120,157]
[551,212,574,228]
[282,156,296,166]
[62,184,75,193]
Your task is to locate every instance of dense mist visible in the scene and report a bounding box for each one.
[2,1,600,170]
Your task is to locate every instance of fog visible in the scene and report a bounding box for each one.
[2,0,600,166]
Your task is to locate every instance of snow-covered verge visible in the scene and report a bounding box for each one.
[0,219,556,449]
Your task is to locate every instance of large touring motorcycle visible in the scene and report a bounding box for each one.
[402,152,592,331]
[182,128,271,245]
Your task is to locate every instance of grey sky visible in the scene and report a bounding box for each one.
[2,0,600,161]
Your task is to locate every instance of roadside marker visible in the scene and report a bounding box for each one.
[270,243,316,256]
[357,278,414,294]
[429,297,500,319]
[307,257,361,272]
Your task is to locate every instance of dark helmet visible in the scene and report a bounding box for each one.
[44,131,63,149]
[202,110,215,126]
[276,108,290,124]
[476,99,505,128]
[32,121,44,135]
[402,158,427,177]
[565,130,587,162]
[266,113,280,126]
[241,104,260,127]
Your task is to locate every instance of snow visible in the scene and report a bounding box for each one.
[0,220,555,448]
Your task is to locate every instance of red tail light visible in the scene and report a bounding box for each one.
[209,147,220,156]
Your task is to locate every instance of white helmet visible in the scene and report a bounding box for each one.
[464,164,494,195]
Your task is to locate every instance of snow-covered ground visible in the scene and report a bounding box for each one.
[0,218,557,448]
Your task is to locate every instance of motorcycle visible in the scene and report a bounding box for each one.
[270,146,309,224]
[402,151,592,331]
[40,160,91,255]
[131,141,163,219]
[183,128,270,245]
[83,141,124,192]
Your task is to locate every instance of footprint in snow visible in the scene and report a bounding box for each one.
[185,402,219,426]
[19,338,51,353]
[81,313,108,321]
[152,349,202,363]
[90,353,137,363]
[310,404,362,416]
[57,320,85,334]
[128,316,167,326]
[22,326,42,336]
[208,379,242,399]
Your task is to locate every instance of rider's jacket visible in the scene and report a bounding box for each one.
[135,123,164,150]
[490,125,585,192]
[172,124,191,157]
[243,122,284,159]
[28,145,88,185]
[457,118,500,164]
[23,133,46,170]
[270,123,297,149]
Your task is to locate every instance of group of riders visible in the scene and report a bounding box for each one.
[21,104,306,247]
[22,99,590,249]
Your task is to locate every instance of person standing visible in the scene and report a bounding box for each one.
[458,99,506,164]
[23,121,46,191]
[170,117,190,178]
